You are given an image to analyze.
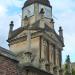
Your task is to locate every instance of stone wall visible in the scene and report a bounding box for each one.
[10,37,40,54]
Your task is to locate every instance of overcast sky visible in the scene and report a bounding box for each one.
[0,0,75,63]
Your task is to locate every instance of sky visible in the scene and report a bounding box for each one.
[0,0,75,64]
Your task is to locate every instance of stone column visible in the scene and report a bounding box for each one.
[56,48,58,66]
[49,44,51,70]
[41,39,45,59]
[40,39,46,70]
[49,43,52,72]
[55,48,60,75]
[40,39,50,72]
[27,29,31,51]
[49,44,54,74]
[34,3,39,21]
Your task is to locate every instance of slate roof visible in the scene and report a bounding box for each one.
[0,46,18,61]
[23,0,51,8]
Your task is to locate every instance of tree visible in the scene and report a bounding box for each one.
[72,69,75,75]
[64,55,72,75]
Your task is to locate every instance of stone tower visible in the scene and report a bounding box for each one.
[7,0,64,75]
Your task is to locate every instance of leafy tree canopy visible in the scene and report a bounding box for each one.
[72,69,75,75]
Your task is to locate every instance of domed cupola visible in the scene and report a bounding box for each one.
[22,0,52,27]
[23,0,51,8]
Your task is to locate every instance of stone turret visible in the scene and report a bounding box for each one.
[8,21,14,38]
[59,26,63,41]
[50,19,54,29]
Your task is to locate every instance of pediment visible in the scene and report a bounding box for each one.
[13,30,37,40]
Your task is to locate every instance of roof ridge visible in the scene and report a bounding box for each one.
[0,46,18,61]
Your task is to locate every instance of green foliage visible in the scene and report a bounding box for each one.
[64,55,71,75]
[72,69,75,75]
[65,72,71,75]
[65,64,68,70]
[66,55,70,63]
